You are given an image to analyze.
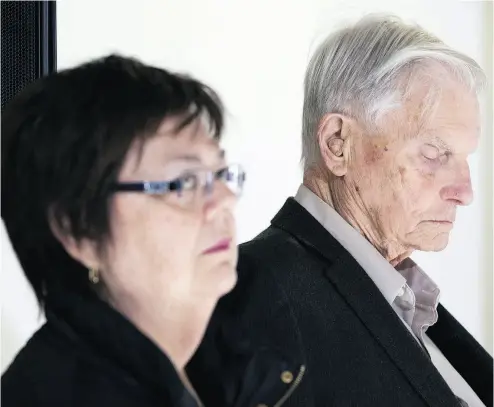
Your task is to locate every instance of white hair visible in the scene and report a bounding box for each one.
[301,15,487,171]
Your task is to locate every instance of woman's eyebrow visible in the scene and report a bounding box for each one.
[168,149,225,163]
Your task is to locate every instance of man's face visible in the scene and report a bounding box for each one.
[347,82,480,255]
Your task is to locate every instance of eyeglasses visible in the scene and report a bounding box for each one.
[111,164,246,206]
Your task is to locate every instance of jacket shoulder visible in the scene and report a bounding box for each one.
[234,226,327,299]
[1,324,155,407]
[2,324,72,406]
[217,226,326,344]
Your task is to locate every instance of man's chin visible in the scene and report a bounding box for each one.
[413,233,450,252]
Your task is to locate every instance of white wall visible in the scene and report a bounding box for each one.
[2,0,492,372]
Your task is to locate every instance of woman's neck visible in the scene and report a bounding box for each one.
[108,289,217,371]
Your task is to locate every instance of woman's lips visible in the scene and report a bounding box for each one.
[203,238,231,254]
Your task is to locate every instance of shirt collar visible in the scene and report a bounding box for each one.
[294,184,439,309]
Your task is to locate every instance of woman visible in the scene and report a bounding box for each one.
[1,55,302,407]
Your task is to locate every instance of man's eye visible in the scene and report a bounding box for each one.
[422,144,440,160]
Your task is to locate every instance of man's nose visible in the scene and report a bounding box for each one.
[439,162,473,206]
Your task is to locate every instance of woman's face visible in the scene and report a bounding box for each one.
[99,117,239,307]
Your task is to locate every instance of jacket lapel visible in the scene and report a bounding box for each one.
[271,198,462,407]
[428,304,493,407]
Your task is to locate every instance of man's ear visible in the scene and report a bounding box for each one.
[48,213,100,270]
[317,113,354,177]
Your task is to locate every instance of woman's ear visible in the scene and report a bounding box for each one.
[48,212,100,270]
[317,113,353,177]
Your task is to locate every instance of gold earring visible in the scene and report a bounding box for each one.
[88,267,100,284]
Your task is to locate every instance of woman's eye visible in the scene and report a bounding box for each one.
[216,167,229,181]
[180,174,198,190]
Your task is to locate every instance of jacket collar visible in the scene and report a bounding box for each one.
[271,198,464,407]
[294,185,441,346]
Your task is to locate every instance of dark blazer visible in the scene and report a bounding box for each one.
[187,198,493,407]
[2,282,302,407]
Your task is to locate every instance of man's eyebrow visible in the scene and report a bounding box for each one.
[429,136,451,152]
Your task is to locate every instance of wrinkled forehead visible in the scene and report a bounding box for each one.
[416,84,480,151]
[382,79,481,151]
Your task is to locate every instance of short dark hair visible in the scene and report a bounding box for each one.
[1,54,224,306]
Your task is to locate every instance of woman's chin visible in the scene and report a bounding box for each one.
[215,263,238,297]
[193,261,238,300]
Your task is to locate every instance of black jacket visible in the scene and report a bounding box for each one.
[2,282,303,407]
[187,198,493,407]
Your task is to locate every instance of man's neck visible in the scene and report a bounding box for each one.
[303,169,411,266]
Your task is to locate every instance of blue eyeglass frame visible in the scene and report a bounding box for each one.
[110,164,246,196]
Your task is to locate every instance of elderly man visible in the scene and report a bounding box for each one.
[187,15,493,407]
